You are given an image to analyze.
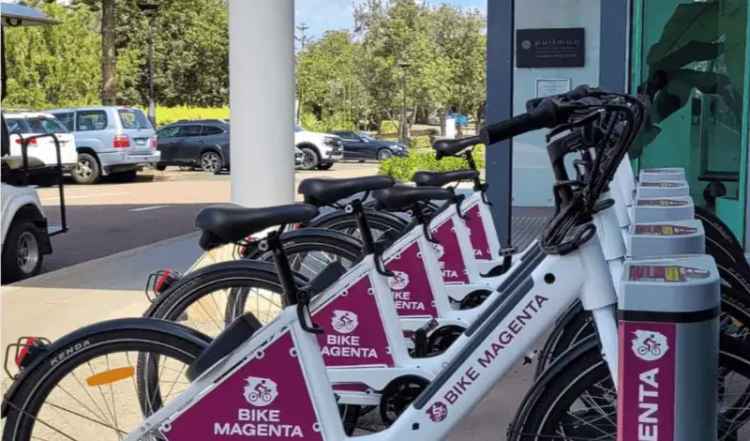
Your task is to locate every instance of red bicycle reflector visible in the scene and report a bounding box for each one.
[154,269,174,294]
[15,337,39,367]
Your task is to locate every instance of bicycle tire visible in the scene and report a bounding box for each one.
[308,207,408,243]
[2,322,207,441]
[510,334,750,440]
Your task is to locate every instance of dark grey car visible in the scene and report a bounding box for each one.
[332,131,408,161]
[156,120,230,173]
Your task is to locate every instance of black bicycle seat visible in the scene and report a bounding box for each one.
[432,136,481,159]
[413,170,478,187]
[373,185,453,211]
[196,203,318,249]
[298,175,395,206]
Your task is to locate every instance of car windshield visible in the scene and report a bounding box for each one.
[357,132,375,141]
[118,108,152,130]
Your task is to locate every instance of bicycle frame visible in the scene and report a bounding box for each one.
[126,235,619,441]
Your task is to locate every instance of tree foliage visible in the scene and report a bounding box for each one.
[3,0,228,109]
[3,0,484,132]
[297,0,486,130]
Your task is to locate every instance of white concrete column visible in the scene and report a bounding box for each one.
[229,0,295,207]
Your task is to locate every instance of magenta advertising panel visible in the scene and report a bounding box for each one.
[385,241,438,317]
[618,321,676,441]
[312,275,395,367]
[432,218,470,284]
[162,332,323,440]
[463,204,492,261]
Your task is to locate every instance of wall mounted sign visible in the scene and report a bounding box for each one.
[536,78,571,98]
[517,28,585,68]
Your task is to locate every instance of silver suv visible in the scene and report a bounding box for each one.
[48,107,160,184]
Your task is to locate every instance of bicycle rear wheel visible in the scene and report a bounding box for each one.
[2,322,205,441]
[511,334,750,440]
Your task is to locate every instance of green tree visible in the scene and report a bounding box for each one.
[3,2,102,108]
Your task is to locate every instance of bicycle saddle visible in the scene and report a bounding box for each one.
[298,175,395,206]
[373,185,453,211]
[196,203,319,249]
[413,170,478,187]
[432,136,481,159]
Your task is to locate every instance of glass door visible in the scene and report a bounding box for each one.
[631,0,750,244]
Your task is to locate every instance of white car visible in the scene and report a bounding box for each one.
[5,112,77,170]
[294,125,343,170]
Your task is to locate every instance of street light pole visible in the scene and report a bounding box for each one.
[137,2,159,126]
[397,61,410,145]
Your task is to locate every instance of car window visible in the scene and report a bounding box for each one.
[26,117,69,134]
[52,112,75,131]
[294,125,303,132]
[5,118,29,134]
[337,131,356,140]
[118,108,152,130]
[158,126,181,138]
[178,125,203,137]
[202,125,224,136]
[77,110,108,131]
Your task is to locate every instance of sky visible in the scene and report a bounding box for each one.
[295,0,486,40]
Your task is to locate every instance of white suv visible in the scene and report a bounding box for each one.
[4,112,78,170]
[294,125,343,170]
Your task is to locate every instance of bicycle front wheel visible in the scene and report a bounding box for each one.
[2,322,205,441]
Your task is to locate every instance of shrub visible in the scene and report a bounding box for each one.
[409,135,432,150]
[300,112,355,133]
[154,106,229,127]
[379,145,485,182]
[379,120,399,136]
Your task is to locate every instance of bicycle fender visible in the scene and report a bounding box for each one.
[2,318,211,417]
[309,207,407,231]
[142,259,306,318]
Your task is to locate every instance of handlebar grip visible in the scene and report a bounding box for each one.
[480,99,559,145]
[525,85,595,112]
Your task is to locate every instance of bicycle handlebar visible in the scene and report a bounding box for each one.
[479,98,566,145]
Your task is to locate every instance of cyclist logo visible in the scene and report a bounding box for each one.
[388,271,410,290]
[631,330,669,362]
[431,243,445,259]
[331,310,359,334]
[243,376,278,407]
[427,401,448,422]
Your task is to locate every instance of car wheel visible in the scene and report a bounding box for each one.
[200,151,223,174]
[155,163,167,171]
[300,147,319,171]
[72,152,100,184]
[377,149,393,161]
[317,163,334,171]
[2,220,44,283]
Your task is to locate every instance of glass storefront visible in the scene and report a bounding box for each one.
[631,0,750,242]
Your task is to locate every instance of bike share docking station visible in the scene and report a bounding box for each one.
[618,168,720,441]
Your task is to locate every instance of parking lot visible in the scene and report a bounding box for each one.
[36,162,380,274]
